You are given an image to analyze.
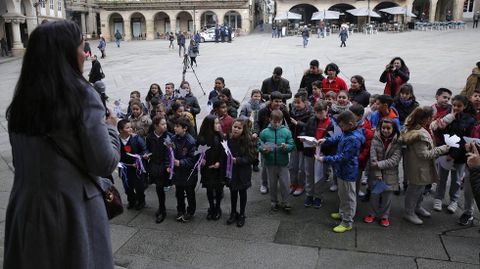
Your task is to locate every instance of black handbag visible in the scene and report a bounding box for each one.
[45,135,123,220]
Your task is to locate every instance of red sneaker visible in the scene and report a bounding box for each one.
[379,218,390,227]
[289,184,297,194]
[363,215,375,223]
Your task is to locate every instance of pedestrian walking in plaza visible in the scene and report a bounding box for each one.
[198,115,226,221]
[177,32,186,57]
[300,59,325,97]
[272,24,277,38]
[226,118,257,227]
[258,109,295,212]
[98,35,106,58]
[187,39,199,67]
[364,118,402,227]
[261,66,292,103]
[302,26,310,48]
[1,37,8,57]
[380,57,410,98]
[339,27,348,47]
[474,11,479,28]
[193,31,201,54]
[114,30,122,47]
[401,106,450,225]
[88,55,104,84]
[84,40,91,58]
[168,32,175,49]
[4,20,120,269]
[319,20,326,38]
[318,111,365,233]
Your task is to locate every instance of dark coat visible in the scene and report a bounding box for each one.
[469,167,480,212]
[254,103,292,135]
[227,137,254,190]
[289,104,314,151]
[379,68,410,97]
[146,131,172,186]
[300,71,324,97]
[184,93,201,116]
[348,89,371,107]
[4,86,120,269]
[436,113,476,164]
[302,115,334,157]
[260,77,292,102]
[119,134,147,183]
[88,59,103,83]
[197,134,226,188]
[169,133,197,187]
[393,99,419,125]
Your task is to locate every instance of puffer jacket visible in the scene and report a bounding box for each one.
[129,113,152,139]
[324,128,365,182]
[258,124,294,166]
[460,67,480,98]
[400,127,449,185]
[369,131,402,191]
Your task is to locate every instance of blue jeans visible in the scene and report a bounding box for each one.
[115,39,120,47]
[435,163,465,202]
[303,36,309,47]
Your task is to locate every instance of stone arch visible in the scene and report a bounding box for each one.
[200,10,218,29]
[224,10,242,29]
[154,11,170,38]
[130,12,147,40]
[176,11,193,33]
[329,3,357,23]
[109,12,124,41]
[374,1,400,22]
[289,3,319,24]
[435,0,453,20]
[412,0,430,19]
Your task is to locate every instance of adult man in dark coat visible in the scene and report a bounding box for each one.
[177,32,186,57]
[260,66,292,103]
[88,55,103,84]
[299,60,324,97]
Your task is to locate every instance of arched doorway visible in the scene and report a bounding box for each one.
[109,13,124,41]
[176,11,193,33]
[435,0,453,20]
[201,11,218,29]
[154,12,170,38]
[374,2,400,22]
[130,12,146,40]
[289,4,319,25]
[413,0,430,21]
[20,0,34,47]
[224,11,242,29]
[329,3,357,23]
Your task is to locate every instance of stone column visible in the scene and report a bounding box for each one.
[81,13,87,34]
[453,0,464,20]
[146,19,154,40]
[86,9,96,35]
[124,19,132,41]
[429,0,438,22]
[170,17,176,33]
[11,22,24,56]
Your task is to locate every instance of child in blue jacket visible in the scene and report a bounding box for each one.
[319,110,365,233]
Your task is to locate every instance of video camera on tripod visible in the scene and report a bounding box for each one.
[181,54,205,96]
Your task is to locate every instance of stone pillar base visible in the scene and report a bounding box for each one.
[11,47,25,57]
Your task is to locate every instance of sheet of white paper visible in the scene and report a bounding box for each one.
[444,134,460,148]
[464,136,480,145]
[328,123,343,139]
[314,160,324,183]
[298,136,317,148]
[437,155,455,170]
[194,144,211,155]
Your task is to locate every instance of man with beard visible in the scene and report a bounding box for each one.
[300,60,325,97]
[261,66,292,103]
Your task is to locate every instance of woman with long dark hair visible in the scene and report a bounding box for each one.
[4,20,120,268]
[380,57,410,98]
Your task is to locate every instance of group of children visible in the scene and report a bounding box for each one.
[111,67,480,232]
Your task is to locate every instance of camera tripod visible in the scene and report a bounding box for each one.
[182,54,206,95]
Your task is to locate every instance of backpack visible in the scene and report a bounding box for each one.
[192,45,199,53]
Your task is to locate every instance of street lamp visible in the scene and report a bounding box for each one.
[33,0,45,26]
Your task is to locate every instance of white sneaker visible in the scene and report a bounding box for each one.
[358,190,365,197]
[432,199,442,211]
[415,207,431,218]
[447,201,458,214]
[330,184,338,192]
[260,185,268,194]
[361,177,367,185]
[404,213,423,225]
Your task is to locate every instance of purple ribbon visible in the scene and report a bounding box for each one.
[226,152,233,179]
[315,146,321,158]
[168,147,175,180]
[129,154,146,177]
[118,162,130,193]
[186,151,206,181]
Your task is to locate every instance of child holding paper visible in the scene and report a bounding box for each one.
[401,107,450,225]
[197,115,226,221]
[431,95,475,214]
[301,101,333,208]
[226,118,257,227]
[258,110,295,211]
[318,110,365,233]
[118,119,148,210]
[364,118,401,227]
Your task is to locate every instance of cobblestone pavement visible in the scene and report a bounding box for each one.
[0,27,480,269]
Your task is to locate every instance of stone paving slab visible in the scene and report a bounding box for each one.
[115,228,319,269]
[445,226,480,238]
[110,224,139,253]
[316,248,416,269]
[416,258,479,269]
[441,235,480,264]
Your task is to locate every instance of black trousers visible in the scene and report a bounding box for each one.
[474,20,479,28]
[340,41,346,47]
[126,170,145,205]
[206,186,224,209]
[175,185,196,214]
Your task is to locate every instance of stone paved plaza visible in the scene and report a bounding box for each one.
[0,28,480,269]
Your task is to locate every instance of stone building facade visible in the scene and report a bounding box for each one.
[1,0,66,56]
[65,0,101,38]
[96,0,255,41]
